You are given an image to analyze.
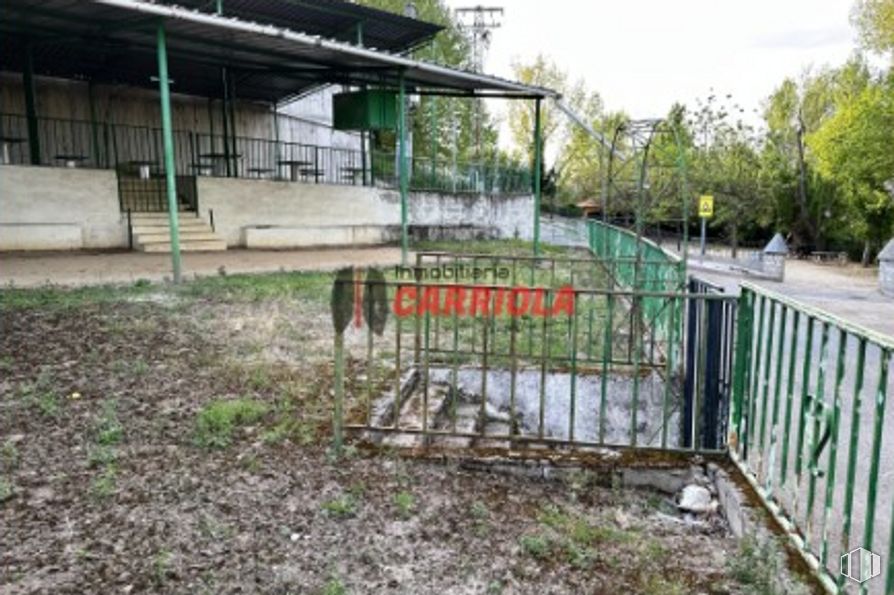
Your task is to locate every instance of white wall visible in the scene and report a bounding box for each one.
[0,73,360,153]
[0,164,532,251]
[0,165,125,250]
[197,176,532,248]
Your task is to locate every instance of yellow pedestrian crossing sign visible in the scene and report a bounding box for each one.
[699,195,714,218]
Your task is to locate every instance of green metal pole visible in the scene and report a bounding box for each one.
[23,42,41,165]
[533,98,542,255]
[398,72,409,264]
[333,330,345,455]
[156,21,182,284]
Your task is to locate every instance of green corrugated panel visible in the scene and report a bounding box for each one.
[333,89,398,131]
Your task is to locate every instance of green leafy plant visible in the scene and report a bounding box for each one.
[195,398,268,449]
[393,491,415,519]
[321,494,357,518]
[519,534,550,559]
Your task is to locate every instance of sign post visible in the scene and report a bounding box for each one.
[698,194,713,257]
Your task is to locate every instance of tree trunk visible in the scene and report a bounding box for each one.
[731,220,739,260]
[862,239,872,266]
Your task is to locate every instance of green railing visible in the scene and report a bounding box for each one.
[587,220,686,342]
[731,282,894,593]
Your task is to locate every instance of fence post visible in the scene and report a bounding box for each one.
[730,288,753,452]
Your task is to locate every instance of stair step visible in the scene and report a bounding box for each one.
[133,225,220,242]
[136,231,219,243]
[140,239,227,253]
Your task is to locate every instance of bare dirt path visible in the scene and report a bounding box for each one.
[0,247,406,288]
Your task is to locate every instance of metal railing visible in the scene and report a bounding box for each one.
[0,112,530,197]
[731,282,894,593]
[332,251,736,454]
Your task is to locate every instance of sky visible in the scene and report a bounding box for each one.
[442,0,863,135]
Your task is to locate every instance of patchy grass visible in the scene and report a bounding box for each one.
[321,494,358,519]
[194,398,269,449]
[413,239,572,257]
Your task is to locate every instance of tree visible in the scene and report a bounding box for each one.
[809,80,894,263]
[359,0,501,163]
[853,0,894,53]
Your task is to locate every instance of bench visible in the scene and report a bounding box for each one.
[809,251,848,265]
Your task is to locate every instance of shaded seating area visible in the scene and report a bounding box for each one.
[1,0,556,281]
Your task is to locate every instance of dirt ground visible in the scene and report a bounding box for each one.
[0,271,807,594]
[0,247,405,288]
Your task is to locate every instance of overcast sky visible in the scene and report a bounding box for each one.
[443,0,862,128]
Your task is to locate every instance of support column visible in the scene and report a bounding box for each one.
[156,21,182,284]
[221,69,231,177]
[532,97,542,255]
[23,42,41,165]
[398,72,409,264]
[88,82,100,166]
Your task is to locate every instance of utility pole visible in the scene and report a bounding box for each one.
[456,6,502,166]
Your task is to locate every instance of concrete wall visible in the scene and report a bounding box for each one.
[0,165,532,251]
[0,165,125,250]
[197,176,533,248]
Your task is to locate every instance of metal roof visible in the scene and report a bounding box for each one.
[0,0,556,104]
[156,0,442,52]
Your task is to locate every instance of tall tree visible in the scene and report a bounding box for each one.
[809,80,894,263]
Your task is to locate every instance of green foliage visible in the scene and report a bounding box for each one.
[91,465,117,499]
[518,534,551,559]
[321,494,358,518]
[95,400,123,446]
[853,0,894,52]
[320,575,347,595]
[393,491,416,519]
[727,536,792,595]
[0,477,13,502]
[194,399,269,449]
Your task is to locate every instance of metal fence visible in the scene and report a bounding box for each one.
[0,112,531,197]
[730,282,894,593]
[332,251,735,454]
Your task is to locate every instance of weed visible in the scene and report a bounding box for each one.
[0,440,19,470]
[321,494,357,518]
[538,504,571,530]
[470,501,489,520]
[198,514,232,540]
[194,398,268,449]
[393,491,415,519]
[153,549,173,586]
[564,541,595,569]
[519,534,551,559]
[727,535,808,595]
[87,445,117,468]
[348,482,366,498]
[640,574,688,595]
[320,574,346,595]
[0,477,13,502]
[131,359,149,376]
[95,400,123,446]
[0,356,13,373]
[91,466,117,499]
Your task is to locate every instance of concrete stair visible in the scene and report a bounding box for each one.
[130,212,226,253]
